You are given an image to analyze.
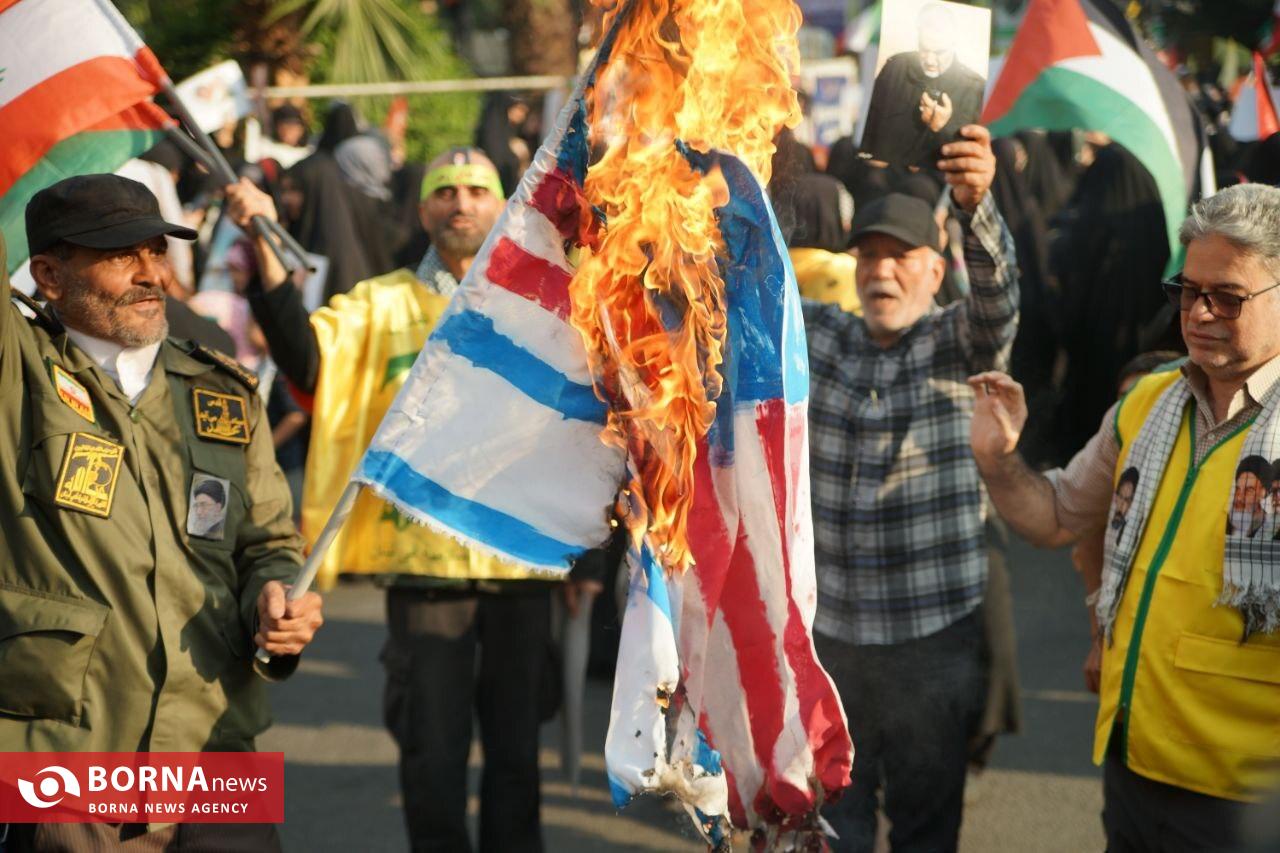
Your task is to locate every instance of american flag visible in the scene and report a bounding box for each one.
[356,11,851,842]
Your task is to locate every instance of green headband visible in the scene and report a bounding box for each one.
[420,164,505,201]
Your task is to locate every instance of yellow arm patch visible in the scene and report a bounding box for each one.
[193,388,251,444]
[54,433,124,518]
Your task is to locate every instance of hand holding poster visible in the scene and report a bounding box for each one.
[858,0,991,170]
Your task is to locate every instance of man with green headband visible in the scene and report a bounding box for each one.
[226,146,601,852]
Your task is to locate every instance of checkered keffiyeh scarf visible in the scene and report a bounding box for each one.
[1099,377,1280,640]
[414,247,459,297]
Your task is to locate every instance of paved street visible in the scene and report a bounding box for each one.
[261,538,1105,851]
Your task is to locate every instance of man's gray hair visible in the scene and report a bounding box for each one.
[918,2,957,40]
[1180,183,1280,277]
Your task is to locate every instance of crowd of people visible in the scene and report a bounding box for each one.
[3,56,1280,850]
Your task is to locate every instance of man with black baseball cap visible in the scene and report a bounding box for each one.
[804,125,1020,850]
[1,173,323,850]
[27,172,198,257]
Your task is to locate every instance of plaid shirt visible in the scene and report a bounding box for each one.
[414,246,459,296]
[805,195,1019,645]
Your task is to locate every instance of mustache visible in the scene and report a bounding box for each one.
[863,279,898,298]
[116,286,165,306]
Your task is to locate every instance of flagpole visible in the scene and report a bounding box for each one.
[161,124,313,270]
[254,480,363,664]
[159,82,314,273]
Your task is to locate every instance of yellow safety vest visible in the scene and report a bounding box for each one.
[1095,369,1280,801]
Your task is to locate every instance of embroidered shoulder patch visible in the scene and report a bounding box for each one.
[54,432,124,518]
[52,364,94,423]
[187,344,259,391]
[193,388,251,444]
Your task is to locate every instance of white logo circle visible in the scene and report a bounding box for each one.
[17,766,80,808]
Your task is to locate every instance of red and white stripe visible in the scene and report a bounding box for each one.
[678,400,851,827]
[0,0,166,197]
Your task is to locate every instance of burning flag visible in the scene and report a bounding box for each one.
[356,0,851,843]
[982,0,1204,273]
[0,0,174,272]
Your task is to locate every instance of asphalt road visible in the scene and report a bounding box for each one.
[260,537,1105,852]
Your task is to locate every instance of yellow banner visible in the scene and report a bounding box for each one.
[302,270,534,589]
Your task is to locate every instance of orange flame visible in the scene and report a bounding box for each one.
[570,0,801,571]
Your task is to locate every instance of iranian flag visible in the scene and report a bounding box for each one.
[982,0,1203,270]
[0,0,175,272]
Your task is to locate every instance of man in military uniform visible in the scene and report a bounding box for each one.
[0,174,323,851]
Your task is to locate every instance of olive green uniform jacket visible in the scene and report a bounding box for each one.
[0,254,304,753]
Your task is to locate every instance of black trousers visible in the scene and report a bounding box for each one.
[381,585,551,853]
[815,610,988,853]
[1103,739,1252,853]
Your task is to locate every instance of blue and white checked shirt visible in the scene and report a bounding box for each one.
[804,194,1019,645]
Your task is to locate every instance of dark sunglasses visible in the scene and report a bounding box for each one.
[1161,275,1280,320]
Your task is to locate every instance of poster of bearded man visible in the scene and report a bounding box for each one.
[859,0,991,169]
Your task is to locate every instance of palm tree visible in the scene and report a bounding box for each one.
[232,0,312,89]
[268,0,456,85]
[261,0,479,161]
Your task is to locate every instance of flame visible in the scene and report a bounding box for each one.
[570,0,801,571]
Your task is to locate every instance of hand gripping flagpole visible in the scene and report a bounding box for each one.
[255,481,362,664]
[158,81,315,273]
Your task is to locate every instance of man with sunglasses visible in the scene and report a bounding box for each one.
[968,183,1280,850]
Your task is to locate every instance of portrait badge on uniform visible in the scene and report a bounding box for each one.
[193,388,251,444]
[187,472,231,541]
[52,364,94,423]
[54,432,124,518]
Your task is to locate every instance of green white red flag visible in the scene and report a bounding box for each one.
[982,0,1204,271]
[0,0,175,273]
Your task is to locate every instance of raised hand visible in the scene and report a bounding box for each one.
[938,124,995,212]
[967,370,1026,466]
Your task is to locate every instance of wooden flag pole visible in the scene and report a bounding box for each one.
[255,480,363,664]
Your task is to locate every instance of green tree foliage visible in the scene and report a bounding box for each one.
[113,0,478,165]
[113,0,236,81]
[288,0,479,164]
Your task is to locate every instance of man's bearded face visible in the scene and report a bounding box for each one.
[1234,471,1265,514]
[44,238,170,347]
[918,30,955,78]
[421,184,503,259]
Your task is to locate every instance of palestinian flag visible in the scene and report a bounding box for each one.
[1259,0,1280,58]
[982,0,1203,271]
[0,0,175,272]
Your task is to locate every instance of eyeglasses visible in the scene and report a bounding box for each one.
[1162,275,1280,320]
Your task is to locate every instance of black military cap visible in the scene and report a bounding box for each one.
[25,174,197,258]
[848,192,942,254]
